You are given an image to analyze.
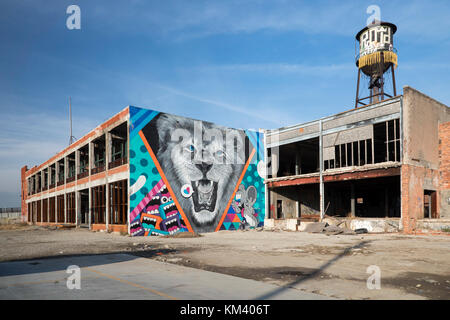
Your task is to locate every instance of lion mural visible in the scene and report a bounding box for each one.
[143,113,248,233]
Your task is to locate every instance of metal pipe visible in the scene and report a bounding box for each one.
[319,119,324,220]
[264,130,269,221]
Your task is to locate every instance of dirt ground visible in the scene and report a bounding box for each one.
[0,224,449,300]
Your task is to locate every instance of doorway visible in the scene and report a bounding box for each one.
[79,189,89,227]
[424,190,437,219]
[277,200,283,219]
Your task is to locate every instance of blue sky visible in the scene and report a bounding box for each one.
[1,0,449,207]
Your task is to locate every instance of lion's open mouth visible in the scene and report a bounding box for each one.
[191,179,218,212]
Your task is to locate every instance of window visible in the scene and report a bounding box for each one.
[374,119,401,163]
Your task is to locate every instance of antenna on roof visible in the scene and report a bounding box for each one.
[69,96,76,145]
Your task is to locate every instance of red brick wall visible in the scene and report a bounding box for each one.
[20,166,28,222]
[439,122,450,219]
[401,165,440,233]
[439,122,450,190]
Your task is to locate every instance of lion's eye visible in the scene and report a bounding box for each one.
[186,144,195,153]
[216,149,225,157]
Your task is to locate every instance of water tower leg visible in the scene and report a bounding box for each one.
[392,64,397,96]
[355,68,361,108]
[380,52,385,101]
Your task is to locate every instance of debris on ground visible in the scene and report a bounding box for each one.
[303,222,356,235]
[162,232,202,238]
[303,222,328,233]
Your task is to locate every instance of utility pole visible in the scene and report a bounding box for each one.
[69,97,76,145]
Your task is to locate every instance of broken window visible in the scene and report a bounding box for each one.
[57,160,65,186]
[109,122,128,169]
[335,145,341,168]
[92,135,106,174]
[374,119,400,163]
[277,137,319,176]
[332,138,374,169]
[78,145,89,179]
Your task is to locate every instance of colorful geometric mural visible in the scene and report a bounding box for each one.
[129,106,265,236]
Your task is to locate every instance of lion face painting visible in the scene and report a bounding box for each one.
[143,113,248,233]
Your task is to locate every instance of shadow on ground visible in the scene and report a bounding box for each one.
[0,248,178,277]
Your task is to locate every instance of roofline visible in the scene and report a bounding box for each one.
[266,95,402,136]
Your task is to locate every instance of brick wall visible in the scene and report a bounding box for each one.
[401,165,440,233]
[439,122,450,218]
[20,166,28,222]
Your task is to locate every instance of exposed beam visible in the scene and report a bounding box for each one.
[267,167,401,188]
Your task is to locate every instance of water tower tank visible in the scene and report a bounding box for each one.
[355,21,398,107]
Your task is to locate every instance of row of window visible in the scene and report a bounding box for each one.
[27,134,128,195]
[27,180,128,225]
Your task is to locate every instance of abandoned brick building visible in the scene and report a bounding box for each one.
[264,86,450,233]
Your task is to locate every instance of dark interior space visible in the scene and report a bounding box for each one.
[269,184,320,219]
[78,145,89,179]
[49,164,56,188]
[325,175,400,218]
[92,184,106,224]
[79,189,89,226]
[424,190,438,219]
[274,137,319,177]
[92,135,106,174]
[57,159,65,185]
[67,152,76,183]
[374,119,400,163]
[109,122,128,169]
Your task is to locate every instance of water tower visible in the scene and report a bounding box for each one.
[355,20,398,108]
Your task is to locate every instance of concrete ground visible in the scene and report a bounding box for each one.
[0,253,327,300]
[0,224,449,300]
